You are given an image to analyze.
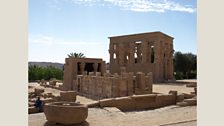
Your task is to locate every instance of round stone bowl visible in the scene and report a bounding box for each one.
[44,102,88,124]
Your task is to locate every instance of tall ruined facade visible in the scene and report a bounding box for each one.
[108,32,175,83]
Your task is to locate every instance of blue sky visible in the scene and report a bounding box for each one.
[29,0,196,63]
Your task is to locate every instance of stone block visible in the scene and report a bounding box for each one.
[114,97,135,111]
[156,94,176,108]
[183,98,197,106]
[99,98,116,107]
[96,78,103,97]
[34,87,44,96]
[186,83,197,87]
[73,79,78,91]
[88,77,96,96]
[176,102,189,107]
[86,101,100,108]
[183,93,195,99]
[127,73,134,96]
[112,77,119,97]
[104,78,113,98]
[132,94,157,110]
[89,72,95,76]
[119,78,128,97]
[136,72,146,90]
[60,91,76,102]
[177,94,185,102]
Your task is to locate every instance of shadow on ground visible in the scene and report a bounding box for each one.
[44,121,89,126]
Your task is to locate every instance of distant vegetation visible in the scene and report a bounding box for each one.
[28,51,196,81]
[173,51,197,80]
[28,65,63,82]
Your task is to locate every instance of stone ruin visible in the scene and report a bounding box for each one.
[108,32,175,83]
[29,32,196,126]
[63,57,154,99]
[28,88,77,114]
[62,32,176,99]
[74,71,153,99]
[38,78,63,90]
[63,58,106,90]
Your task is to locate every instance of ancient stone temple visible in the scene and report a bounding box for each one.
[63,58,106,90]
[108,31,175,83]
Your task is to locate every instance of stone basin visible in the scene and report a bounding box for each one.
[44,102,88,124]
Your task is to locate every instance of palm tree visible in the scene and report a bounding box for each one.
[67,52,86,58]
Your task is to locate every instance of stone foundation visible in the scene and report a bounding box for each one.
[74,72,152,99]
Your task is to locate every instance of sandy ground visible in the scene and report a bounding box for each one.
[153,83,194,94]
[29,106,196,126]
[29,81,196,126]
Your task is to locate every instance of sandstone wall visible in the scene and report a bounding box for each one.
[74,72,153,99]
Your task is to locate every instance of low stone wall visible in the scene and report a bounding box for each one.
[114,97,135,111]
[75,75,132,99]
[74,72,153,99]
[60,91,77,102]
[87,93,177,111]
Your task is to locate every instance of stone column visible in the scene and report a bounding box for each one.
[127,73,134,96]
[148,42,152,63]
[93,63,98,74]
[141,41,147,63]
[115,52,119,64]
[153,40,161,82]
[129,42,135,64]
[167,59,171,80]
[136,44,141,63]
[147,72,153,93]
[136,72,146,90]
[164,57,168,80]
[79,62,85,75]
[109,49,114,64]
[118,46,125,66]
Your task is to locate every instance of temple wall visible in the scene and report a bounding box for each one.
[74,72,153,99]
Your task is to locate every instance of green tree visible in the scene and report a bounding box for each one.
[28,65,63,81]
[67,52,85,58]
[174,51,197,79]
